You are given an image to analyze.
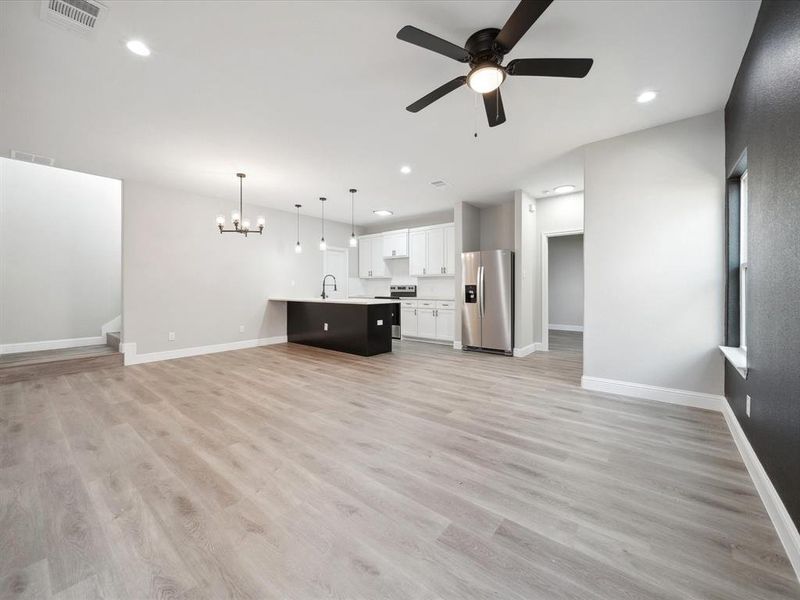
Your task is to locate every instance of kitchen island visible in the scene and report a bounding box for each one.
[268,297,399,356]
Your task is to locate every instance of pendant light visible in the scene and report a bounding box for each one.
[217,173,267,237]
[349,188,358,247]
[294,204,302,253]
[319,197,327,251]
[216,173,265,236]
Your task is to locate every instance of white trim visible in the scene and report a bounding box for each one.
[453,341,462,350]
[540,228,584,351]
[581,376,724,412]
[719,345,748,379]
[513,343,537,357]
[400,336,452,347]
[722,402,800,582]
[123,336,287,366]
[549,324,584,332]
[1,336,106,355]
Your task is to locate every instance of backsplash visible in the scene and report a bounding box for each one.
[348,259,455,299]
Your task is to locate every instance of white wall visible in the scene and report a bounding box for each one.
[479,201,515,250]
[0,158,121,348]
[534,192,584,343]
[122,180,356,356]
[583,111,725,395]
[548,234,584,328]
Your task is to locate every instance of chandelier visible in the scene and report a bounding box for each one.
[215,173,265,236]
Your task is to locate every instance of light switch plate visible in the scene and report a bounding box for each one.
[324,323,328,331]
[377,319,383,326]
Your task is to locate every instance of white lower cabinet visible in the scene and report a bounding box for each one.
[417,308,437,339]
[400,300,454,343]
[401,307,417,337]
[435,309,454,342]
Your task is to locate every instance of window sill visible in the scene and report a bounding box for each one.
[719,346,748,379]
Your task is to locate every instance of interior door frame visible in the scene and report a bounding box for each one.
[540,229,584,351]
[323,246,349,298]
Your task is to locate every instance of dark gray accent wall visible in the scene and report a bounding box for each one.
[724,0,800,528]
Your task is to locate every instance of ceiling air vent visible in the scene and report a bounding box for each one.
[40,0,107,34]
[11,150,55,167]
[430,180,448,188]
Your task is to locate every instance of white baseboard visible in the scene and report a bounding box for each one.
[1,336,106,355]
[549,324,584,332]
[581,376,724,412]
[513,343,537,357]
[722,401,800,581]
[400,336,452,347]
[124,336,287,366]
[722,402,800,582]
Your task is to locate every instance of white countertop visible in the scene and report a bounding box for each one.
[269,297,399,305]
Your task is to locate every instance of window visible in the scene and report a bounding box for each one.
[720,153,748,378]
[739,170,748,351]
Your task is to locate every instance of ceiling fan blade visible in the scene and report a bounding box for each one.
[507,58,594,78]
[494,0,554,55]
[406,76,467,113]
[397,25,470,63]
[483,89,506,127]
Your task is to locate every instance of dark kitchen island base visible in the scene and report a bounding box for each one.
[286,301,394,356]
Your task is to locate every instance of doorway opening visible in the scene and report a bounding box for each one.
[0,158,122,381]
[541,230,584,352]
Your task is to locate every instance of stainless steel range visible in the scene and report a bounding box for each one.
[375,285,416,339]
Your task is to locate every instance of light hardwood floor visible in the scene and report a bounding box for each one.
[1,335,798,599]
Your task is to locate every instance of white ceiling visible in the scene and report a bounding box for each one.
[0,0,758,224]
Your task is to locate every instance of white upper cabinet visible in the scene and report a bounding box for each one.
[358,235,389,278]
[382,229,408,258]
[426,227,444,275]
[408,229,427,276]
[408,223,455,277]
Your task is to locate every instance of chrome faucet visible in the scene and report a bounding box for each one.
[321,274,337,299]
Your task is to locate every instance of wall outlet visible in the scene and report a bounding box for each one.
[324,322,328,331]
[168,332,176,341]
[239,325,245,333]
[377,319,383,326]
[746,395,751,417]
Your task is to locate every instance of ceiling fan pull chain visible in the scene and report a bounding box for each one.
[473,93,479,139]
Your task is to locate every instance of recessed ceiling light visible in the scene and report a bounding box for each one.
[126,40,151,57]
[553,185,576,194]
[400,165,411,175]
[636,90,657,103]
[373,210,394,217]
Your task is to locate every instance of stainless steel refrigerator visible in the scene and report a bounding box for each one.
[461,250,514,354]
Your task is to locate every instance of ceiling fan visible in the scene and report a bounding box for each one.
[397,0,593,127]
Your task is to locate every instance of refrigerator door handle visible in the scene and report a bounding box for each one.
[478,265,485,317]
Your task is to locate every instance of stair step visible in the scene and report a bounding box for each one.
[0,345,123,384]
[106,331,121,351]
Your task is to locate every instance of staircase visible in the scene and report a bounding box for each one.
[0,334,123,384]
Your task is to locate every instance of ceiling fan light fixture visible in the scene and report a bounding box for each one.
[467,64,505,94]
